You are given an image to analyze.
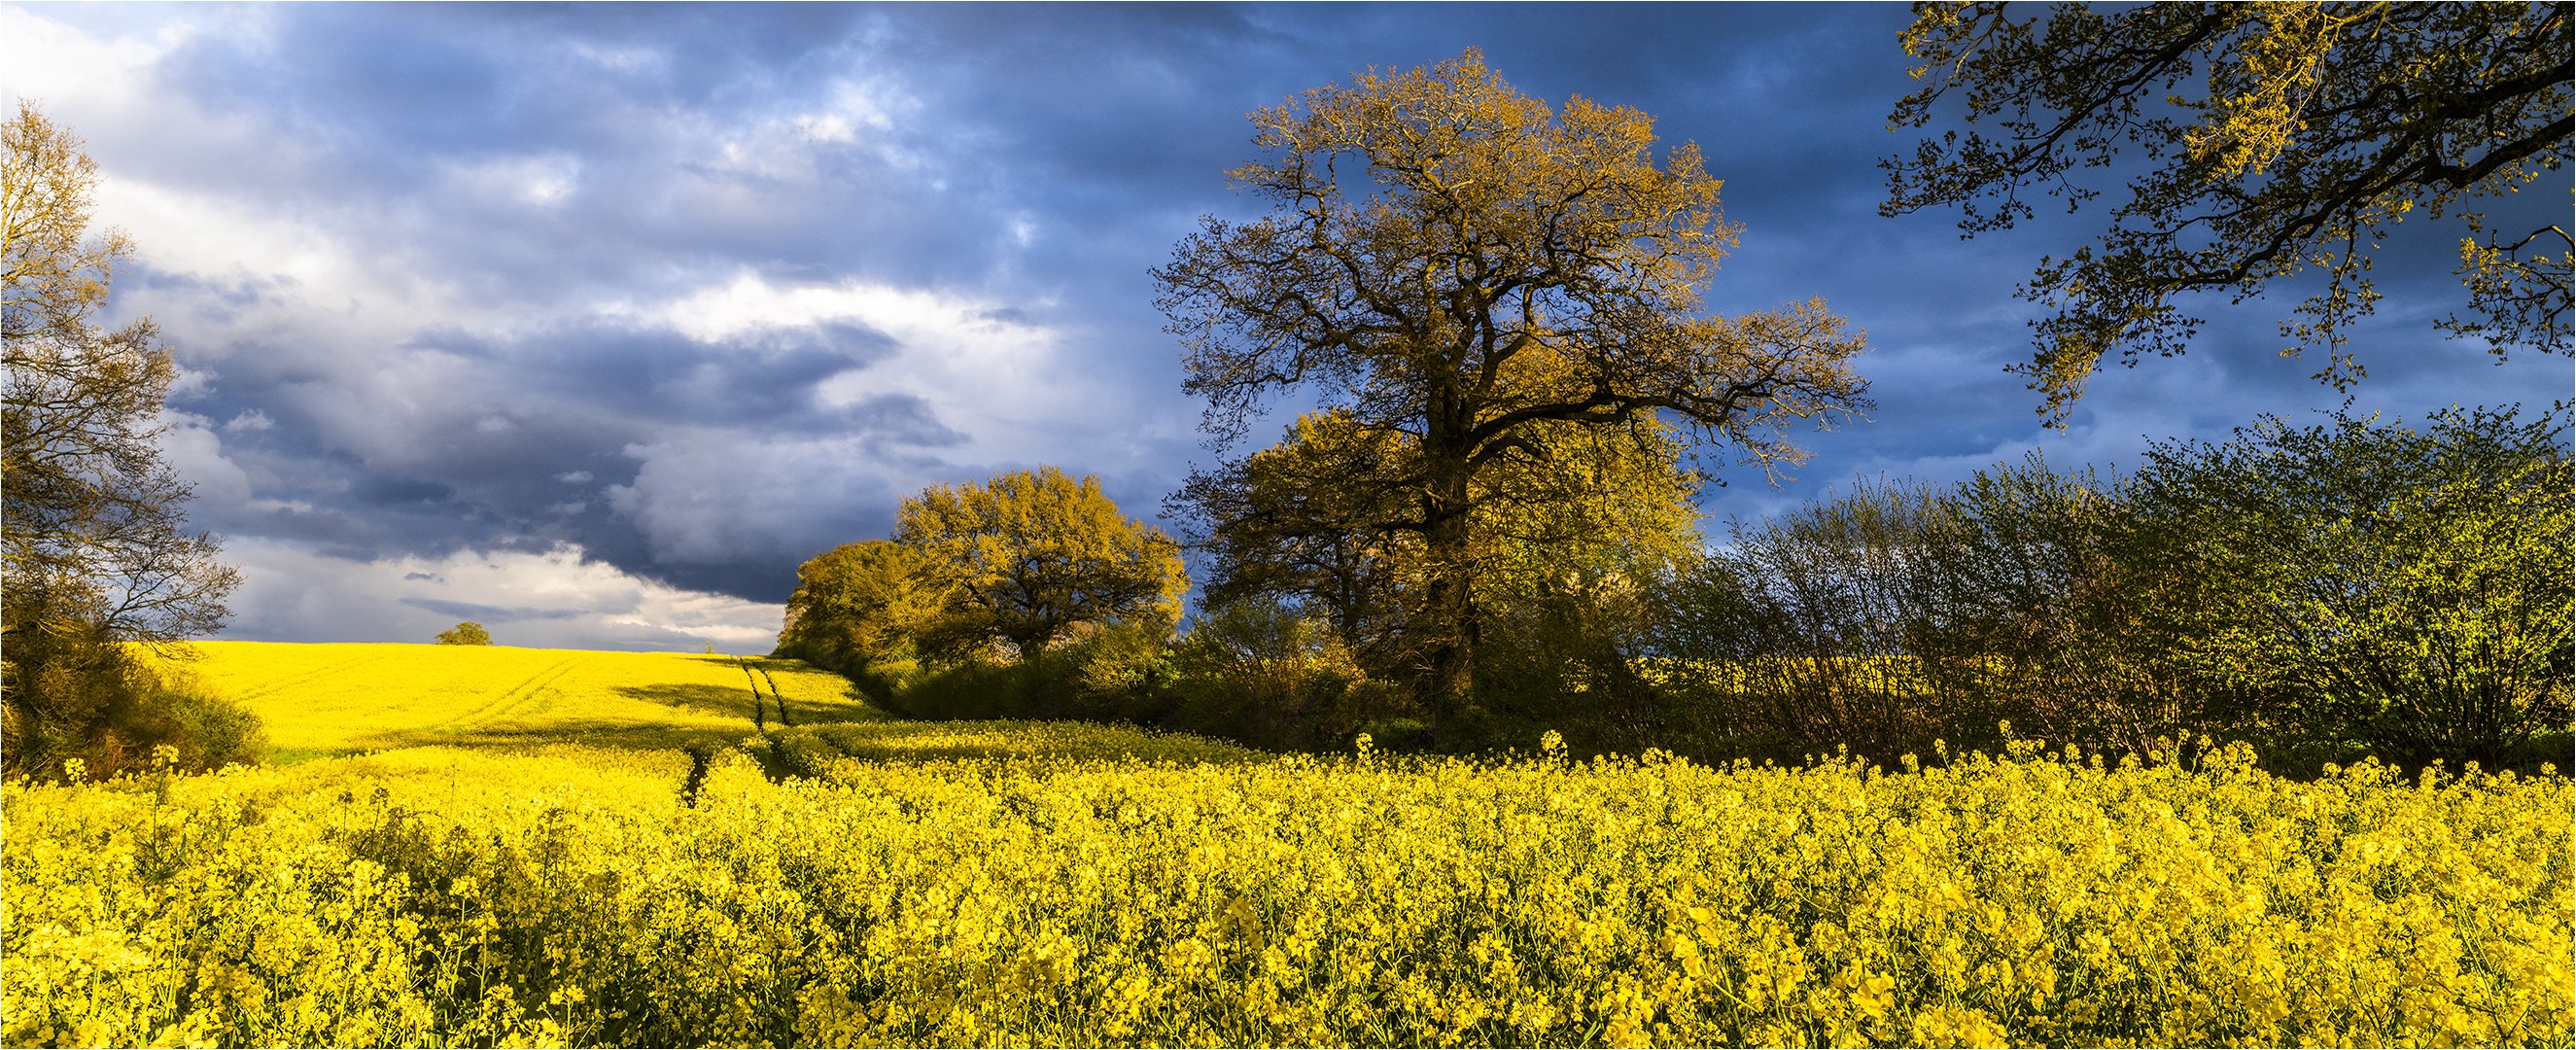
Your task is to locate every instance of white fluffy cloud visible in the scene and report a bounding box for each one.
[220,538,783,652]
[612,269,1129,461]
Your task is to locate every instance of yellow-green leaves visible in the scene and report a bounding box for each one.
[894,466,1186,662]
[1887,3,2571,421]
[2125,404,2573,766]
[777,541,944,691]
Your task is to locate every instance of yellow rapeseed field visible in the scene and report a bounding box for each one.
[174,642,875,761]
[5,643,2569,1047]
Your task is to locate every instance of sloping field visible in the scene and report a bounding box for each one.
[173,642,877,761]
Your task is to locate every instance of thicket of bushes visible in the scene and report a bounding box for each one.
[0,631,269,779]
[1654,404,2571,771]
[783,405,2571,773]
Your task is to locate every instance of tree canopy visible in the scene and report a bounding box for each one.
[1885,2,2571,422]
[894,467,1186,662]
[774,540,941,682]
[1155,50,1868,736]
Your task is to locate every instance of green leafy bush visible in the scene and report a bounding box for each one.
[1165,599,1407,750]
[2127,404,2573,767]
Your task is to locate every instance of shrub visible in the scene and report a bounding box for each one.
[1166,599,1408,751]
[884,656,1026,722]
[1654,405,2572,771]
[2126,404,2574,767]
[5,647,268,780]
[124,663,269,771]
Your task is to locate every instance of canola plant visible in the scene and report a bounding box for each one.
[6,730,2567,1048]
[175,643,876,761]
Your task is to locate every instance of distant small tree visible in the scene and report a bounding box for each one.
[435,622,492,646]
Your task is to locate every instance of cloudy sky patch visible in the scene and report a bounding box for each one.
[5,3,2558,650]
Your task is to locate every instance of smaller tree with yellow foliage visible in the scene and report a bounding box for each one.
[895,466,1187,664]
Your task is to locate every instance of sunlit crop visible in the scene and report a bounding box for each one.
[770,718,1263,771]
[8,727,2566,1047]
[172,642,873,761]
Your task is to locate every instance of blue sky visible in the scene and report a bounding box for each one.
[5,3,2562,650]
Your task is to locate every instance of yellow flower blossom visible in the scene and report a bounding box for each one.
[4,735,2566,1046]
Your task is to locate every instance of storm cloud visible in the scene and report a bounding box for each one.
[4,3,2557,649]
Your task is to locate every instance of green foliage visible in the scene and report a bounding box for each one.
[113,661,270,773]
[1182,410,1420,667]
[1052,616,1177,722]
[1887,3,2571,420]
[1655,477,1962,759]
[1904,456,2208,756]
[1183,406,1708,751]
[773,540,938,701]
[1475,552,1686,758]
[1657,404,2572,770]
[433,621,491,646]
[884,656,1030,722]
[2127,404,2575,766]
[785,470,1186,724]
[1164,597,1408,750]
[895,466,1186,663]
[1,640,268,781]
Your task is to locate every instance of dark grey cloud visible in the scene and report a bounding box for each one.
[400,596,582,624]
[6,2,2557,648]
[152,305,967,603]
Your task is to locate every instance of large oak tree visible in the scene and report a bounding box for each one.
[1155,51,1869,738]
[1885,3,2570,422]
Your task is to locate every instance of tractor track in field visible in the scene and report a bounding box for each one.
[737,658,799,728]
[229,652,393,703]
[735,657,770,728]
[428,656,584,729]
[756,662,790,726]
